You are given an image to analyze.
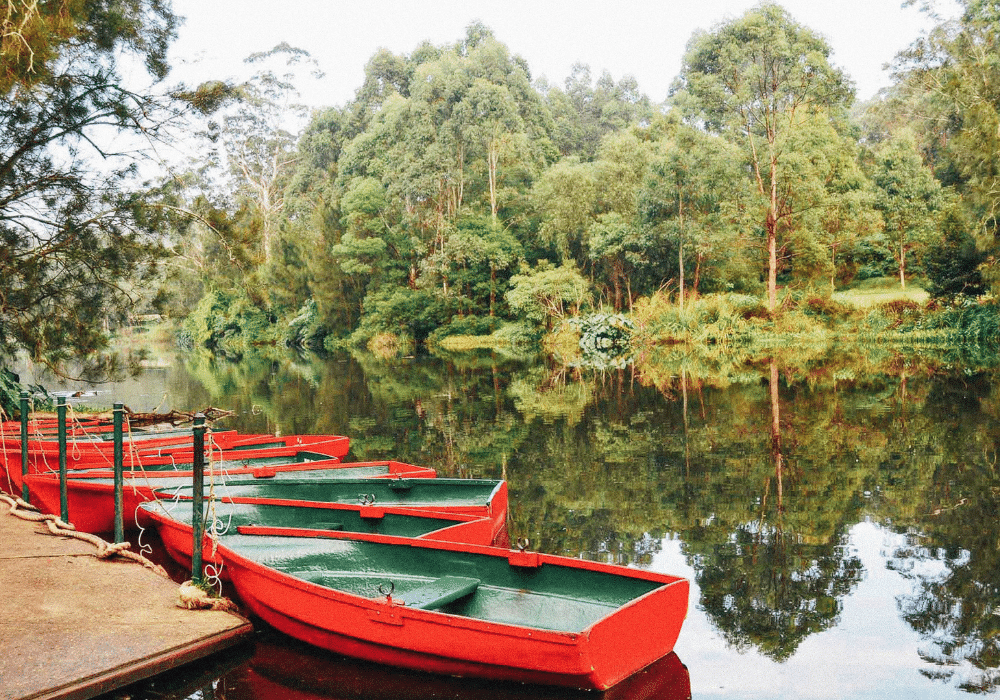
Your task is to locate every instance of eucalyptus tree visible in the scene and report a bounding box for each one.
[773,109,881,289]
[870,134,944,288]
[886,1,1000,290]
[0,0,182,370]
[672,4,854,310]
[203,44,322,268]
[533,157,600,263]
[641,124,747,308]
[336,24,553,312]
[542,63,655,160]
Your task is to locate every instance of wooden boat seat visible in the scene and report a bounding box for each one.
[402,576,480,610]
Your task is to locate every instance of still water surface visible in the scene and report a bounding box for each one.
[57,344,1000,699]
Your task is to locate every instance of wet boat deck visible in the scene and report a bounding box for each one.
[0,507,252,700]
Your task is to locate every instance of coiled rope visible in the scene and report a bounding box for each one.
[0,489,167,577]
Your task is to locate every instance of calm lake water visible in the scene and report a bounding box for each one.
[38,341,998,699]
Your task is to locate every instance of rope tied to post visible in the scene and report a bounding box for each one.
[176,580,238,612]
[0,490,168,577]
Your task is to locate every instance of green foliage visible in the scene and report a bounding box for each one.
[350,287,450,345]
[0,0,179,369]
[182,289,276,355]
[0,368,21,419]
[869,133,944,287]
[673,4,856,309]
[0,368,52,418]
[505,262,593,328]
[427,315,501,345]
[490,321,540,347]
[285,299,326,349]
[920,300,1000,343]
[924,206,987,298]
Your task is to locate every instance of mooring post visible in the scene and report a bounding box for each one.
[57,396,68,523]
[191,413,206,586]
[19,391,29,502]
[113,402,124,543]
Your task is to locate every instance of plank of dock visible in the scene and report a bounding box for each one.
[0,509,253,700]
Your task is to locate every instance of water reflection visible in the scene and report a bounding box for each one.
[72,341,1000,697]
[104,631,690,700]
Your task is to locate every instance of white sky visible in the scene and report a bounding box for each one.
[166,0,959,110]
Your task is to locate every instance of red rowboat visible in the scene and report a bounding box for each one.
[211,529,689,690]
[23,461,435,533]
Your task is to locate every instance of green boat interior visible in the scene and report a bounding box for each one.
[39,465,392,485]
[228,534,666,634]
[144,501,465,539]
[165,478,502,507]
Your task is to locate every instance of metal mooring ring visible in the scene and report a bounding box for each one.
[516,537,530,552]
[378,581,395,597]
[359,493,376,505]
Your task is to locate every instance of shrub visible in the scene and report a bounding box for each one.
[182,288,275,352]
[367,332,414,358]
[350,287,449,346]
[803,295,853,320]
[286,299,326,349]
[427,314,500,345]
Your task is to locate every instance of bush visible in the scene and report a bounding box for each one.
[285,299,327,349]
[182,288,275,352]
[427,315,500,345]
[922,299,1000,342]
[491,322,540,347]
[803,295,853,320]
[350,287,450,346]
[367,332,414,358]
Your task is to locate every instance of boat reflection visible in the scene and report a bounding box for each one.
[233,632,691,700]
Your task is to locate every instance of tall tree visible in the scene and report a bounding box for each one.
[641,124,746,308]
[0,0,180,369]
[672,3,854,310]
[870,134,944,288]
[887,0,1000,290]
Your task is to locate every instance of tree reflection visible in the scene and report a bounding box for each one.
[162,342,999,679]
[884,373,1000,692]
[678,358,864,660]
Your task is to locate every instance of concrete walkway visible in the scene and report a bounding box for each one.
[0,506,252,700]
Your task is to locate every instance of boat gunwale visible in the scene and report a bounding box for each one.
[22,459,436,483]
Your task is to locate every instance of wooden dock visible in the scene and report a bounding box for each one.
[0,506,253,700]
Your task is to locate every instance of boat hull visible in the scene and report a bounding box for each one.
[5,433,351,492]
[167,478,508,543]
[221,533,689,690]
[23,461,435,533]
[143,503,501,576]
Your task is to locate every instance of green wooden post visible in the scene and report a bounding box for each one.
[57,396,68,523]
[191,413,206,586]
[19,392,29,502]
[113,402,124,543]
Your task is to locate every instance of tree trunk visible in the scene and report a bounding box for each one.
[899,242,906,289]
[488,138,499,224]
[693,252,703,299]
[612,259,623,311]
[678,195,685,311]
[770,359,783,512]
[767,156,779,312]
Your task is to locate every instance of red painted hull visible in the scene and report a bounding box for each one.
[220,533,689,690]
[23,461,433,533]
[8,435,351,492]
[143,503,500,576]
[199,480,509,546]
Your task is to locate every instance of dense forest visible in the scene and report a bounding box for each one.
[3,0,1000,371]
